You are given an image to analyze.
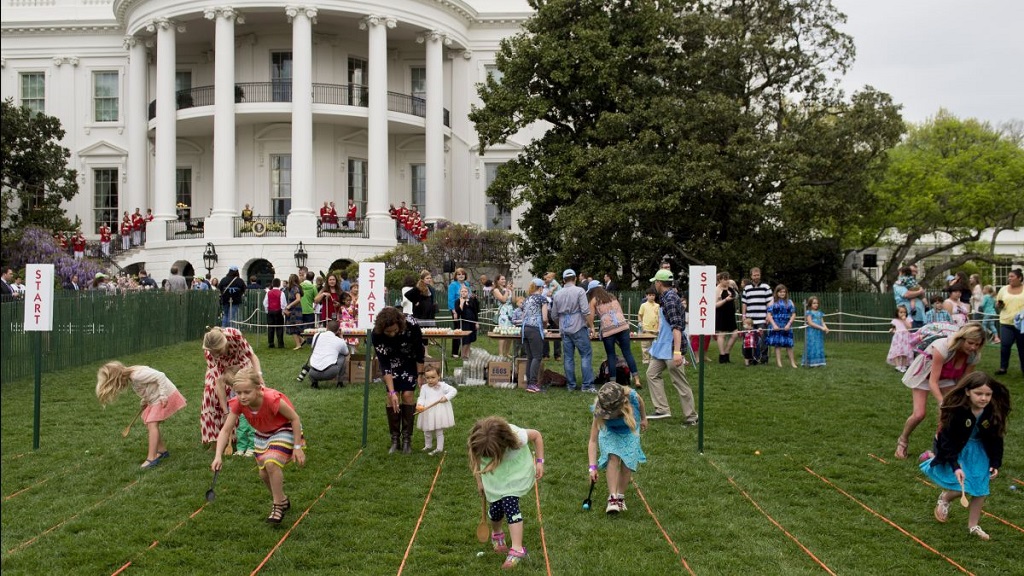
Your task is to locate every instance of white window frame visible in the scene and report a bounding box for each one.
[348,158,368,218]
[484,162,511,231]
[93,168,120,233]
[92,70,121,123]
[19,71,46,115]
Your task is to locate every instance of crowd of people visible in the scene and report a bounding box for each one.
[389,201,430,242]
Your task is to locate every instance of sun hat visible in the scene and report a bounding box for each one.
[650,269,674,283]
[562,268,576,279]
[587,280,602,293]
[594,382,626,420]
[94,272,108,280]
[229,265,239,272]
[531,278,545,288]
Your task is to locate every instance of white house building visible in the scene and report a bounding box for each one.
[1,0,537,282]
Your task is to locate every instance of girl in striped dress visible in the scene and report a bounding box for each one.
[211,367,306,524]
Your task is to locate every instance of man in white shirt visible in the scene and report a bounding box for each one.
[306,320,350,387]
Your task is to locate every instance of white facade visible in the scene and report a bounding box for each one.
[1,0,537,281]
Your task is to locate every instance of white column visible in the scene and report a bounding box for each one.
[360,15,396,241]
[419,31,448,223]
[124,37,148,221]
[147,18,184,242]
[203,7,242,240]
[449,49,471,222]
[286,5,317,237]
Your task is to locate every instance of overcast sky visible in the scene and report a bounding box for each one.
[831,0,1023,126]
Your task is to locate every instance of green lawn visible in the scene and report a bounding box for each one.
[1,337,1021,575]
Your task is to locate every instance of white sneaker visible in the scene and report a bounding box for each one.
[647,411,671,420]
[605,498,620,514]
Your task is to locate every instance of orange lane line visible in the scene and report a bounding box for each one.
[805,467,974,576]
[914,477,1024,534]
[706,459,836,575]
[396,453,446,576]
[631,479,696,575]
[533,482,553,576]
[7,479,138,556]
[867,454,888,465]
[3,477,49,501]
[250,449,363,576]
[1012,477,1023,486]
[108,501,209,575]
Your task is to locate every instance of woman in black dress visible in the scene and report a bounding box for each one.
[715,272,740,363]
[372,307,425,454]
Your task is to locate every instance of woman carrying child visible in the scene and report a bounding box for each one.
[588,382,647,514]
[468,416,545,570]
[920,372,1010,540]
[97,362,187,468]
[211,367,306,524]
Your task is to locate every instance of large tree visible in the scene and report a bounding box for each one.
[851,110,1024,290]
[471,0,903,289]
[1,99,79,247]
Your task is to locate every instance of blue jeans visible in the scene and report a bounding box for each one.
[221,303,240,328]
[561,328,594,390]
[999,324,1024,372]
[602,329,639,380]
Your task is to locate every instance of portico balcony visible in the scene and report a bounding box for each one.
[149,83,450,127]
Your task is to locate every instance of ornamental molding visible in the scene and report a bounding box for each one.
[52,56,80,67]
[359,15,397,31]
[1,23,122,35]
[145,18,186,34]
[417,30,452,47]
[203,7,245,25]
[285,6,318,25]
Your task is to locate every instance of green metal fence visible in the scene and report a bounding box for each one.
[0,288,902,384]
[1,291,220,384]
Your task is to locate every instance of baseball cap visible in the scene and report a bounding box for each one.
[531,278,545,288]
[562,268,576,279]
[94,272,108,280]
[650,269,674,282]
[587,280,601,293]
[593,382,626,420]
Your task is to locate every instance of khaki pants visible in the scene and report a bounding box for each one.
[646,358,697,422]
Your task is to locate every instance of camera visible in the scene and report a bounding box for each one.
[296,363,311,382]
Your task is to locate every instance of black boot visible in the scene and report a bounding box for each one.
[400,404,415,454]
[718,354,727,364]
[387,407,401,454]
[724,353,731,364]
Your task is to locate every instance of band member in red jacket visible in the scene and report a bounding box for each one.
[99,223,112,257]
[346,199,358,230]
[72,231,87,259]
[120,216,132,250]
[131,208,144,246]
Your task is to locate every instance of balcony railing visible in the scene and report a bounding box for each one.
[167,217,206,240]
[233,216,287,238]
[150,83,450,126]
[317,218,368,238]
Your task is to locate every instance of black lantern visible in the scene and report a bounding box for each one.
[202,242,218,275]
[294,241,308,269]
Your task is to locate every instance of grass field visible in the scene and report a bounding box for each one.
[1,336,1021,576]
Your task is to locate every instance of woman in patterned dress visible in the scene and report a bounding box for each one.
[201,327,262,446]
[284,274,305,350]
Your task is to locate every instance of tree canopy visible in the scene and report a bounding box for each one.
[471,0,904,289]
[852,110,1024,289]
[1,99,79,248]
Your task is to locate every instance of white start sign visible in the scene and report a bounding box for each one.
[358,262,385,330]
[24,264,55,331]
[687,266,716,336]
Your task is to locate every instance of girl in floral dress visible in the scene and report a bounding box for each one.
[887,305,914,372]
[766,284,797,368]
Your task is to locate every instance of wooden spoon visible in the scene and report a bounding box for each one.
[958,477,969,508]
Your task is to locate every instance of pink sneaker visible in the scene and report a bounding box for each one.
[501,547,527,569]
[491,532,508,554]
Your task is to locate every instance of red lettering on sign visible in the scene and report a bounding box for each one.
[367,301,376,312]
[34,269,42,280]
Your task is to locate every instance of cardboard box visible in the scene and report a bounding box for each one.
[487,361,513,387]
[348,358,380,383]
[516,358,528,388]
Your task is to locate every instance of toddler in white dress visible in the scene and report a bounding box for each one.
[415,367,457,455]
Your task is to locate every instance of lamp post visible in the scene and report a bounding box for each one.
[203,242,218,276]
[294,241,308,269]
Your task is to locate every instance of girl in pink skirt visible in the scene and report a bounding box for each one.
[96,361,187,469]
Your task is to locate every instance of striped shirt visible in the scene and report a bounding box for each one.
[742,282,772,326]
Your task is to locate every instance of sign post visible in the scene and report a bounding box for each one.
[688,266,716,453]
[24,264,55,450]
[358,262,385,447]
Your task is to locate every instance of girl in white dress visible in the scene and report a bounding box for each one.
[415,367,457,455]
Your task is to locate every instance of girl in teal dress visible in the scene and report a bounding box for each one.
[587,382,648,514]
[801,296,830,367]
[920,372,1010,540]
